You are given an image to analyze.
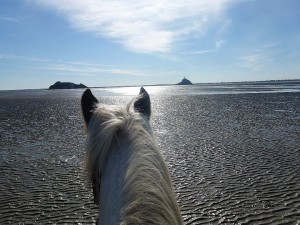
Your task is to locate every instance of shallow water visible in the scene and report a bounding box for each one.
[1,84,300,224]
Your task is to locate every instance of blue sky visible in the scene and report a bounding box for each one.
[0,0,300,90]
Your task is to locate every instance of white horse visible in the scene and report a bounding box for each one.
[81,87,184,225]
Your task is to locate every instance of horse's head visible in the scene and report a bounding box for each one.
[81,87,152,205]
[81,88,184,224]
[81,87,151,127]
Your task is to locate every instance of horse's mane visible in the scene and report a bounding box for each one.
[85,98,183,225]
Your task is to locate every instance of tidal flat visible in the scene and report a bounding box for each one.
[1,83,300,224]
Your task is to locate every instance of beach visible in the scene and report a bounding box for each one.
[1,83,300,224]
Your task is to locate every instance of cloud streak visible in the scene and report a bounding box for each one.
[31,0,235,54]
[0,16,19,23]
[238,44,277,70]
[0,54,50,62]
[180,40,225,54]
[0,53,172,77]
[239,53,269,70]
[44,63,151,77]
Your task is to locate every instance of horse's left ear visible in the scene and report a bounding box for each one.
[134,87,151,118]
[81,89,99,125]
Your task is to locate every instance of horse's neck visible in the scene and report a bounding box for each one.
[98,141,129,225]
[97,133,184,225]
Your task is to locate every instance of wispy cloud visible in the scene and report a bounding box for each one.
[0,53,175,77]
[0,54,50,62]
[215,40,225,48]
[181,49,216,55]
[0,16,19,23]
[44,63,151,77]
[31,0,236,54]
[239,53,269,70]
[45,62,182,77]
[238,43,277,70]
[180,39,225,55]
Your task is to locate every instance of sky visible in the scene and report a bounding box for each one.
[0,0,300,90]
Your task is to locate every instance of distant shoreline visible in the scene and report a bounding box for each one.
[88,79,300,89]
[1,79,300,91]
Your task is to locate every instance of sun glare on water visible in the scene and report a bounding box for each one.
[111,87,141,96]
[108,86,170,96]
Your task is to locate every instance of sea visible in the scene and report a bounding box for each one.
[1,82,300,224]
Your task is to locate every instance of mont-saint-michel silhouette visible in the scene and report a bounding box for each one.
[176,77,193,85]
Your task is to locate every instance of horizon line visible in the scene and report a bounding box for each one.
[1,79,300,91]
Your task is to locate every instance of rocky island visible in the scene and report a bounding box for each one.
[49,81,87,90]
[177,77,193,85]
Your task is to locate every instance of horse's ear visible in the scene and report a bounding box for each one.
[134,87,151,118]
[81,89,99,125]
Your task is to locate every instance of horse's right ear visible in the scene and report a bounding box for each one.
[134,87,151,119]
[81,89,99,125]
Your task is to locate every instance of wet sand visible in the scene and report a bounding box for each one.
[0,87,300,224]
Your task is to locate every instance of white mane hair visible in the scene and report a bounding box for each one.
[84,95,184,225]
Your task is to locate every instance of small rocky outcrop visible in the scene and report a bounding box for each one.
[177,77,193,85]
[49,81,87,89]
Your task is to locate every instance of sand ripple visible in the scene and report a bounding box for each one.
[152,93,300,224]
[1,90,300,224]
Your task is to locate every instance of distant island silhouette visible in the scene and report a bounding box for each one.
[49,81,87,90]
[177,77,193,85]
